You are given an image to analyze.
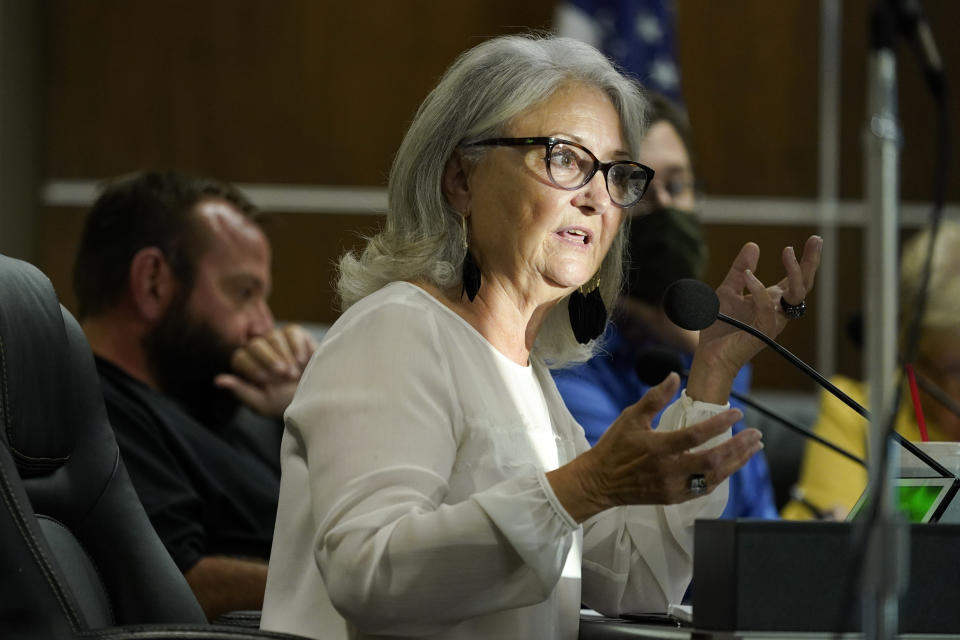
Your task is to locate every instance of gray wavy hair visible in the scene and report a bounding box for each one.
[336,33,648,366]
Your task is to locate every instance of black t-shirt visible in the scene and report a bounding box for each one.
[95,357,281,572]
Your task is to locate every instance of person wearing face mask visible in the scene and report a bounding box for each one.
[551,92,779,520]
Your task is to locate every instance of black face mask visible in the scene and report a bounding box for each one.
[625,206,708,306]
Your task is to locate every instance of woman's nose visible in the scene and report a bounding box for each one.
[574,170,613,215]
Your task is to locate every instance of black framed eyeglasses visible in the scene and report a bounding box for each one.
[464,136,654,208]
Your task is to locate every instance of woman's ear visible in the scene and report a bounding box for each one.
[129,247,176,322]
[442,150,471,216]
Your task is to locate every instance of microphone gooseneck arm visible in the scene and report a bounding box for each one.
[718,312,862,413]
[727,387,866,467]
[716,311,953,479]
[633,345,866,467]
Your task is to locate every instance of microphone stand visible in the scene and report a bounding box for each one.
[862,3,906,638]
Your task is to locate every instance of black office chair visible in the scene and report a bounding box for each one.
[0,254,302,640]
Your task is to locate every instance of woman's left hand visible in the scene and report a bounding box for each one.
[686,235,822,404]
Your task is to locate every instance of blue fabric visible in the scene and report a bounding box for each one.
[552,324,778,519]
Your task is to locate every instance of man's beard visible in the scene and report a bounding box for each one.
[143,292,243,429]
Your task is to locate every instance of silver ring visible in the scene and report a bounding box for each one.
[780,297,806,319]
[689,474,707,496]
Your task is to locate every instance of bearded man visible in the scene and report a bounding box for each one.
[73,170,318,619]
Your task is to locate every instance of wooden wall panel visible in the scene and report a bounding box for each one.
[258,212,383,324]
[836,0,960,201]
[676,0,960,201]
[676,1,820,197]
[44,0,555,183]
[37,207,86,306]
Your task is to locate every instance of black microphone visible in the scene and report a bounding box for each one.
[635,346,866,468]
[662,278,954,479]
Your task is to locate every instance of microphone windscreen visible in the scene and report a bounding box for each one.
[634,347,686,387]
[662,279,719,330]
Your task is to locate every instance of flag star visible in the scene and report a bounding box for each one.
[649,58,679,90]
[636,13,663,44]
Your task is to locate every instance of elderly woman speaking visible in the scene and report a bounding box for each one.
[261,34,820,639]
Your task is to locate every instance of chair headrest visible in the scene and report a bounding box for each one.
[0,255,108,479]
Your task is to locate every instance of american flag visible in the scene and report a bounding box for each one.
[555,0,684,104]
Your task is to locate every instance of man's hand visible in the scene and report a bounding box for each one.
[214,324,319,417]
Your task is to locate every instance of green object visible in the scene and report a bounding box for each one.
[848,477,956,523]
[897,482,945,522]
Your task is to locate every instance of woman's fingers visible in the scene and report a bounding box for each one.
[742,267,784,336]
[780,246,805,305]
[655,408,744,454]
[743,268,773,308]
[589,373,679,459]
[566,405,760,516]
[613,415,760,506]
[671,428,764,499]
[717,241,760,296]
[623,372,682,428]
[600,373,682,445]
[778,235,822,304]
[799,234,823,290]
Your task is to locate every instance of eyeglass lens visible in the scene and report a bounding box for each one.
[546,141,648,206]
[608,164,649,206]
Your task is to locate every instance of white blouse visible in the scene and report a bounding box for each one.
[260,282,729,640]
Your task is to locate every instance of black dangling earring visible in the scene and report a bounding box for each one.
[462,252,481,302]
[460,214,481,302]
[568,274,607,344]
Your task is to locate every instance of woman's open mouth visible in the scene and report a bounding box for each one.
[556,227,592,246]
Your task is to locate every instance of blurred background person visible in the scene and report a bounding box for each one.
[552,92,778,519]
[72,170,318,618]
[782,221,960,520]
[261,34,818,639]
